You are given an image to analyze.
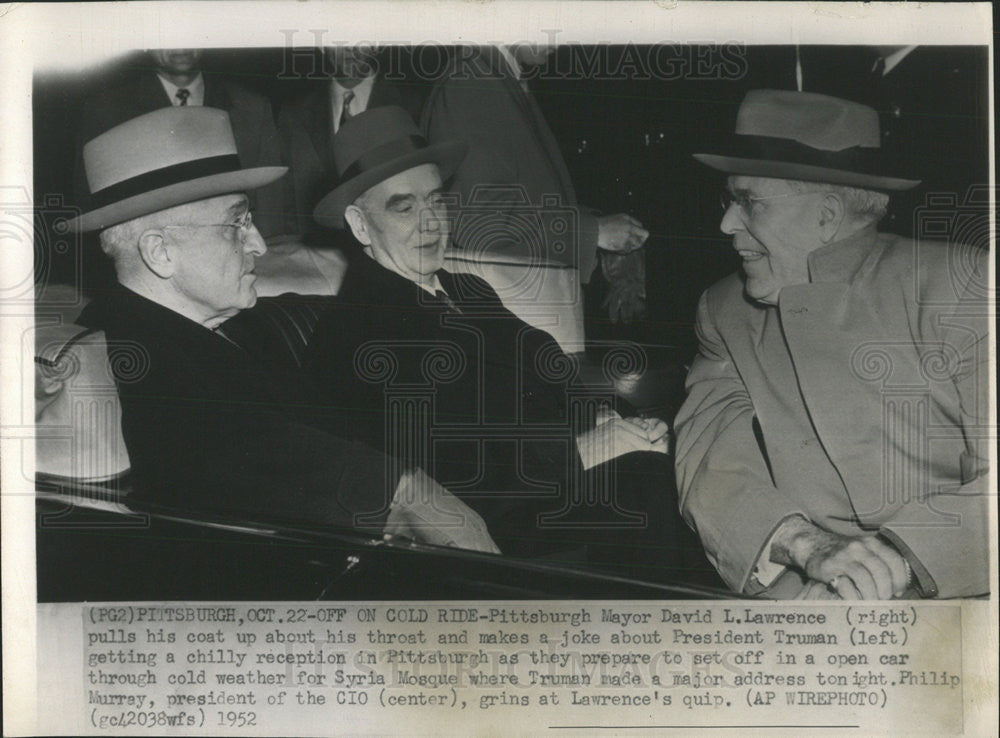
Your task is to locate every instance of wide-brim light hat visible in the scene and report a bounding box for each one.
[693,89,920,191]
[313,106,467,229]
[67,107,287,232]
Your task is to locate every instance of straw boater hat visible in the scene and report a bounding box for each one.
[313,106,467,229]
[67,107,287,232]
[694,89,920,191]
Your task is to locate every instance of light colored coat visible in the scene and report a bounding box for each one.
[674,227,990,598]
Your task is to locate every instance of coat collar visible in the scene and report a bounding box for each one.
[340,247,459,305]
[78,284,241,354]
[806,224,881,285]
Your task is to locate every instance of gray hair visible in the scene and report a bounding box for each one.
[98,200,196,263]
[786,180,890,224]
[98,217,147,263]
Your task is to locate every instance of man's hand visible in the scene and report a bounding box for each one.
[597,213,649,253]
[384,468,501,554]
[576,416,670,470]
[770,517,909,599]
[600,249,647,324]
[794,580,843,600]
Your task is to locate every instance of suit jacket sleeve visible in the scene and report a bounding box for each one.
[226,83,289,238]
[421,75,600,280]
[673,290,809,593]
[879,249,991,598]
[301,298,388,451]
[120,366,396,532]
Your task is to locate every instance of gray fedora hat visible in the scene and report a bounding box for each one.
[313,106,467,229]
[67,107,287,232]
[694,89,920,191]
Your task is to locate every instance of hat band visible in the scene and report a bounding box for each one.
[733,135,883,174]
[88,154,243,210]
[339,135,428,182]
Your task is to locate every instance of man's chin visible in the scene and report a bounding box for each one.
[743,279,779,307]
[417,255,445,274]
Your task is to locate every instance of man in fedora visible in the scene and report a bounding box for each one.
[68,106,499,554]
[278,45,426,237]
[76,48,287,239]
[302,106,719,586]
[674,90,989,599]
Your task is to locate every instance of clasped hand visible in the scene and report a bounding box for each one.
[576,416,670,470]
[384,468,501,554]
[774,518,910,600]
[597,213,649,253]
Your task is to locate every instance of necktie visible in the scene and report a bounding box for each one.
[433,290,462,314]
[339,90,355,128]
[175,88,190,106]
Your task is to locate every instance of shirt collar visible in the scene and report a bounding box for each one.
[157,72,205,105]
[878,46,918,76]
[331,74,376,110]
[496,46,522,81]
[360,247,445,295]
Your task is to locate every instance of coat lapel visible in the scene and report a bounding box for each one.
[479,48,577,202]
[203,74,233,110]
[776,231,893,517]
[139,71,174,109]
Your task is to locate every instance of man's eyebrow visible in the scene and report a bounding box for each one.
[385,193,415,209]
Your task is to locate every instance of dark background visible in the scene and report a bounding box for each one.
[33,44,990,356]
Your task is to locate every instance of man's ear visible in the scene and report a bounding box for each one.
[344,205,372,246]
[136,229,176,278]
[817,192,846,243]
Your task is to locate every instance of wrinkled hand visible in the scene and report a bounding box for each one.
[601,249,646,324]
[384,468,501,554]
[771,518,909,599]
[597,213,649,253]
[576,416,670,470]
[794,580,843,600]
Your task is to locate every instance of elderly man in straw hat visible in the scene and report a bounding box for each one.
[674,90,989,600]
[68,106,499,554]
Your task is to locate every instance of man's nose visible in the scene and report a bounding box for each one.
[422,207,444,234]
[720,203,743,235]
[244,226,267,257]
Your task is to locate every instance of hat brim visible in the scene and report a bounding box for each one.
[313,141,468,229]
[66,166,288,233]
[692,153,920,192]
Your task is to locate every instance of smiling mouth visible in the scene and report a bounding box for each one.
[737,250,765,262]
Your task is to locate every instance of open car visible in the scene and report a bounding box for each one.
[34,253,731,602]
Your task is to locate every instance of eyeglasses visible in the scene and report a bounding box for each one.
[720,189,815,215]
[162,210,255,242]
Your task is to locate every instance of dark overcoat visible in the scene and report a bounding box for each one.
[78,287,395,530]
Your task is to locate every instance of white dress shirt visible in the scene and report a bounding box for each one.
[877,45,918,76]
[330,75,376,134]
[497,46,528,91]
[157,72,205,106]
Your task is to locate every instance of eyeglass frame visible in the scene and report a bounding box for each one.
[720,188,819,217]
[160,210,255,242]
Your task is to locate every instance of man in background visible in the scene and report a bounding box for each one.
[278,46,426,237]
[76,48,287,238]
[422,45,650,325]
